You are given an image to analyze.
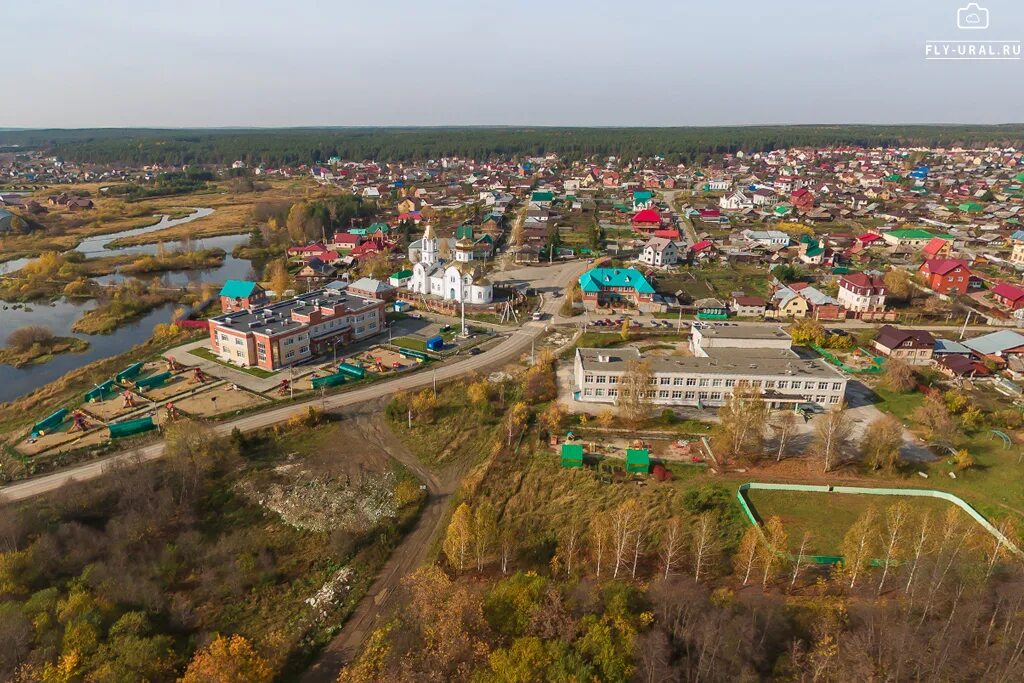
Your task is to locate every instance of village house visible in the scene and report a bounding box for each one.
[218,280,269,313]
[872,325,935,365]
[837,272,886,313]
[741,229,790,248]
[919,259,972,295]
[730,296,767,318]
[630,209,662,232]
[578,267,658,312]
[346,277,397,302]
[990,283,1024,311]
[638,236,679,268]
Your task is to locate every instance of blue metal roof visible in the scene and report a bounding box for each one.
[219,279,258,298]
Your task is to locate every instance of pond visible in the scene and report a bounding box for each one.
[0,298,179,405]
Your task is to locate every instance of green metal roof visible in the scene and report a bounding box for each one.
[456,225,474,239]
[368,222,390,233]
[578,268,655,294]
[625,448,650,473]
[887,229,938,240]
[390,269,413,279]
[532,191,554,202]
[219,279,259,298]
[633,191,653,200]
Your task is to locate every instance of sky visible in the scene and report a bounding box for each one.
[6,0,1024,128]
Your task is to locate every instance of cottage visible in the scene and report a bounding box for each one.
[730,296,767,318]
[872,325,935,365]
[638,237,679,268]
[837,273,886,313]
[918,259,971,295]
[578,267,657,312]
[991,283,1024,311]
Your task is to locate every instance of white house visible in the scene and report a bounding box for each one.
[837,273,887,312]
[719,190,752,211]
[741,229,790,247]
[639,237,679,268]
[752,188,779,207]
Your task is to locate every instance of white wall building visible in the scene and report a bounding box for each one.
[638,237,679,268]
[409,225,493,304]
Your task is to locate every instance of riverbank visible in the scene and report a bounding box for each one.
[119,247,225,274]
[72,288,186,335]
[0,336,90,368]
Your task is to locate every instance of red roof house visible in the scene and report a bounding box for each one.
[653,228,681,240]
[922,237,952,260]
[631,209,662,231]
[918,259,971,295]
[991,282,1024,310]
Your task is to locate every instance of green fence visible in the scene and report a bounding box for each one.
[811,345,884,374]
[32,408,69,437]
[737,482,1022,565]
[116,362,145,383]
[135,372,171,390]
[84,380,117,402]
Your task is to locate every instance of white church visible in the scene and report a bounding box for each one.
[408,224,493,304]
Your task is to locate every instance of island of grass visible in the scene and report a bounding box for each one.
[742,485,973,557]
[0,326,90,368]
[118,247,225,275]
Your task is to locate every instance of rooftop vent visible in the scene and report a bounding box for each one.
[265,329,272,335]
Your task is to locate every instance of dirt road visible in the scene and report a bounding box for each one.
[299,409,457,682]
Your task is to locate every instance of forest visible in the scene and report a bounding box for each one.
[4,124,1024,166]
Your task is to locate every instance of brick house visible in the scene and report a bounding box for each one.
[872,325,935,365]
[918,259,971,295]
[219,280,269,314]
[837,273,886,312]
[578,268,657,312]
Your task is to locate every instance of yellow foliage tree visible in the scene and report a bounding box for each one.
[180,634,272,683]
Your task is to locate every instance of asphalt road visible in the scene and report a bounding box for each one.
[0,260,586,504]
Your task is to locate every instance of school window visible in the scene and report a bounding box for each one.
[698,378,709,387]
[725,379,736,387]
[777,380,788,389]
[804,381,815,389]
[829,396,840,404]
[659,390,669,398]
[763,380,775,389]
[832,382,843,391]
[673,377,684,386]
[815,395,826,403]
[646,390,657,399]
[671,391,682,399]
[608,388,618,397]
[712,378,723,387]
[711,392,722,400]
[686,377,697,386]
[684,391,696,399]
[649,378,658,385]
[585,375,594,383]
[818,382,828,390]
[698,392,709,400]
[596,375,606,384]
[595,389,605,397]
[660,377,671,385]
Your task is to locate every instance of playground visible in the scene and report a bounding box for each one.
[351,346,422,374]
[17,410,110,456]
[171,383,269,418]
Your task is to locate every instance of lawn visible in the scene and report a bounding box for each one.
[871,385,925,422]
[743,488,965,556]
[188,346,278,378]
[391,336,427,352]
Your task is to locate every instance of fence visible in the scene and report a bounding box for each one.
[736,481,1021,565]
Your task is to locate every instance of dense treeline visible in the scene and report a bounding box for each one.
[4,125,1024,166]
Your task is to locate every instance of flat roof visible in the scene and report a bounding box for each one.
[693,324,791,341]
[577,347,844,380]
[212,287,378,337]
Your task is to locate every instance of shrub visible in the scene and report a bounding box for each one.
[6,325,54,351]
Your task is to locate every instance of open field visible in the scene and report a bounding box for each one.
[744,488,965,556]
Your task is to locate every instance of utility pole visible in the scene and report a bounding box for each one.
[959,309,972,340]
[432,368,437,397]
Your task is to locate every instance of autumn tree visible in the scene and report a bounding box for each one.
[467,380,492,417]
[839,507,878,589]
[443,503,474,573]
[265,258,291,300]
[471,502,498,572]
[861,414,904,472]
[734,526,761,586]
[714,382,768,463]
[597,409,616,429]
[610,499,644,579]
[180,634,272,683]
[789,319,826,347]
[769,410,799,462]
[552,519,584,578]
[617,359,653,427]
[913,393,957,440]
[504,401,530,445]
[538,402,566,436]
[589,511,612,578]
[883,357,916,393]
[876,501,911,594]
[883,268,914,303]
[409,389,438,423]
[789,531,813,592]
[360,251,392,280]
[813,402,854,472]
[690,512,721,582]
[658,516,686,580]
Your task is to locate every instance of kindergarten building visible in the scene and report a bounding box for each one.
[207,283,386,371]
[573,324,847,410]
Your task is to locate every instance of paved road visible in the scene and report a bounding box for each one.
[0,260,586,504]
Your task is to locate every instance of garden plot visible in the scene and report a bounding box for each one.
[172,383,269,417]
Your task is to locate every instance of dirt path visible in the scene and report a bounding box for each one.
[299,405,459,682]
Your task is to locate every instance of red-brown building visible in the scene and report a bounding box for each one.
[631,209,662,232]
[991,282,1024,310]
[219,280,269,313]
[918,259,971,295]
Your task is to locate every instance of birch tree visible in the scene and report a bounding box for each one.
[735,526,761,586]
[611,499,642,579]
[471,502,497,572]
[813,402,854,472]
[690,511,721,582]
[877,501,911,594]
[904,511,932,597]
[499,525,515,574]
[790,531,813,592]
[715,382,768,464]
[659,516,686,580]
[760,516,789,589]
[553,519,584,578]
[590,512,611,578]
[443,503,474,573]
[617,360,653,427]
[862,414,904,473]
[770,410,799,462]
[839,506,878,589]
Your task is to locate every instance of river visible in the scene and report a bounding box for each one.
[0,207,265,403]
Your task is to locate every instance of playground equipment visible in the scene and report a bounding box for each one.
[31,408,69,438]
[67,411,90,433]
[84,380,116,402]
[337,362,367,380]
[108,416,156,439]
[311,372,348,390]
[167,356,181,372]
[122,390,137,408]
[274,378,291,396]
[396,347,428,362]
[190,367,208,384]
[116,362,145,383]
[625,448,651,474]
[135,372,171,391]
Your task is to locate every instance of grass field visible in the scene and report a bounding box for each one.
[744,489,965,556]
[391,336,427,352]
